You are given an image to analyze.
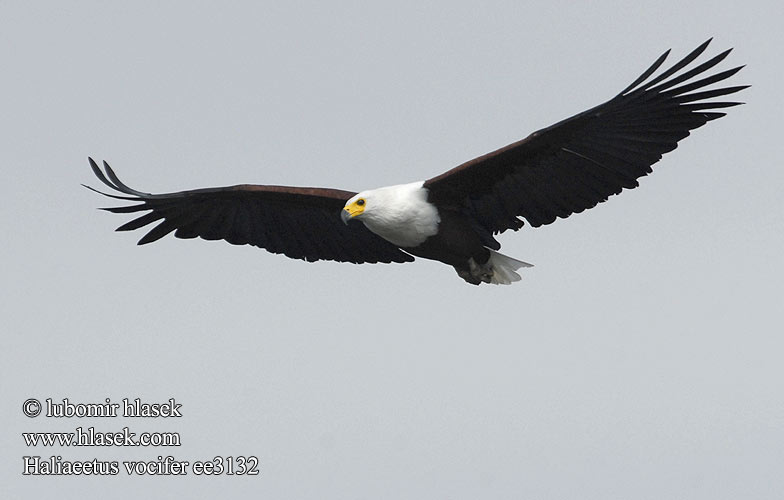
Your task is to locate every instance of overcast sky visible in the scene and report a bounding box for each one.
[3,1,782,499]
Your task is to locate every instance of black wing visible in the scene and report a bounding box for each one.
[85,158,414,264]
[425,39,747,234]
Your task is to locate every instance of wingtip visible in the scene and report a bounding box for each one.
[88,156,101,173]
[82,182,110,201]
[82,183,106,196]
[102,160,116,179]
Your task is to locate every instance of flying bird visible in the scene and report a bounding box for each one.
[86,40,746,285]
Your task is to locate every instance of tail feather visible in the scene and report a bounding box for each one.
[487,249,533,285]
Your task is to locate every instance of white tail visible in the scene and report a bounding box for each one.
[487,249,533,285]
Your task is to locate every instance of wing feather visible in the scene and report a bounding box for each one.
[86,159,414,264]
[425,40,747,232]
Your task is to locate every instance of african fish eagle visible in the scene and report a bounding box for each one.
[85,40,746,285]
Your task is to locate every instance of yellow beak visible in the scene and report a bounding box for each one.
[341,208,353,225]
[341,201,365,224]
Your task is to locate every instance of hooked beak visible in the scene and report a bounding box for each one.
[341,208,352,225]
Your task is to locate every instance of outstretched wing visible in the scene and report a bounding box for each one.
[85,158,414,264]
[425,39,747,233]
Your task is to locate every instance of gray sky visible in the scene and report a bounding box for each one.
[3,1,782,499]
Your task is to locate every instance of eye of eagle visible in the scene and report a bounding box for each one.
[357,199,365,206]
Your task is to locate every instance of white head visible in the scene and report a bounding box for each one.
[341,182,426,224]
[340,182,440,248]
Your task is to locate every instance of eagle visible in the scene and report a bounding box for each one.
[86,40,745,285]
